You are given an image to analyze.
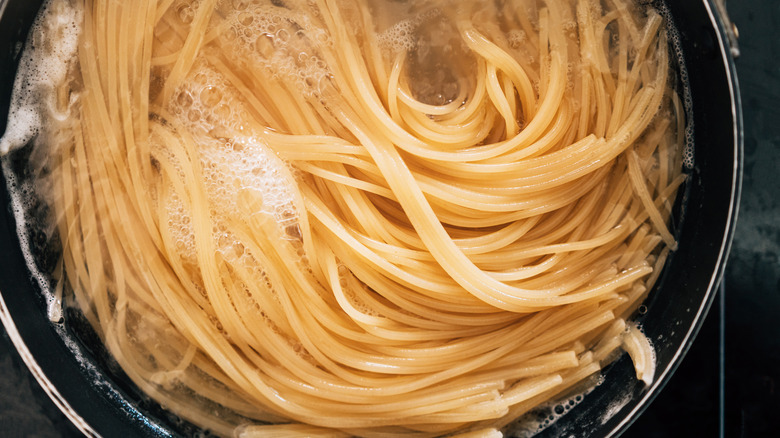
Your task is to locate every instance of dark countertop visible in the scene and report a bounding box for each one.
[1,0,778,436]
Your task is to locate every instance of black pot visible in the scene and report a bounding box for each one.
[0,1,742,437]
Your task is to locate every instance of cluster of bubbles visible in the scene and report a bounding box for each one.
[376,8,443,55]
[201,136,299,232]
[0,0,83,324]
[162,191,197,264]
[0,0,82,156]
[377,19,418,54]
[165,63,301,269]
[222,1,334,98]
[505,391,592,437]
[536,394,587,432]
[169,61,248,136]
[380,8,473,107]
[172,0,202,25]
[159,134,301,268]
[337,263,382,318]
[3,161,63,323]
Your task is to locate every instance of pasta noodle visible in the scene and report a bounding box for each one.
[2,0,687,436]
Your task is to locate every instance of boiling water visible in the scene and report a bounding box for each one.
[0,0,81,155]
[0,0,693,436]
[0,0,82,323]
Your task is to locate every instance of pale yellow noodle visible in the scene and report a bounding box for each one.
[34,0,686,436]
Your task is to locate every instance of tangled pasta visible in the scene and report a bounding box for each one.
[3,0,686,436]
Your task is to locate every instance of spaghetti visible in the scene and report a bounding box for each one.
[3,0,686,436]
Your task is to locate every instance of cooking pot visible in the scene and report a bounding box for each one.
[0,0,742,436]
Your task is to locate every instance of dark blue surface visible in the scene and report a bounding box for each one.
[628,0,780,436]
[0,0,778,437]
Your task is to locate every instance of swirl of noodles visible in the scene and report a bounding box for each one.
[35,0,685,436]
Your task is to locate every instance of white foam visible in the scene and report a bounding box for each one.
[165,62,302,266]
[221,2,333,98]
[505,381,598,437]
[377,19,417,53]
[0,0,82,155]
[1,159,64,322]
